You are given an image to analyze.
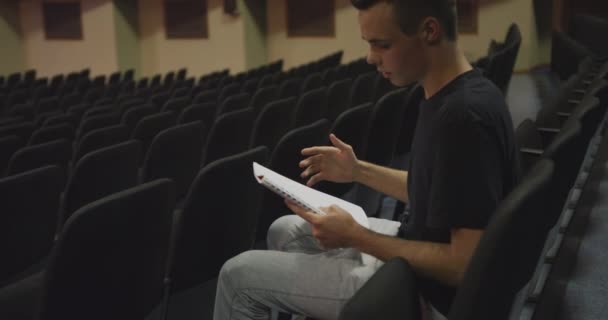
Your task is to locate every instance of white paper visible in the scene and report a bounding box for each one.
[253,162,369,228]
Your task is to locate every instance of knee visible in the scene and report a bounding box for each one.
[219,251,259,290]
[267,215,303,250]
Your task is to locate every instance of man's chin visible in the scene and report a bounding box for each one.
[389,76,419,87]
[389,78,410,87]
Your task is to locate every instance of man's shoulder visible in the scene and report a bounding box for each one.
[438,74,508,126]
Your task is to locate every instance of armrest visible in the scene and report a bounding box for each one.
[537,127,560,146]
[520,148,543,156]
[545,233,564,263]
[526,264,551,303]
[339,258,420,320]
[556,112,571,127]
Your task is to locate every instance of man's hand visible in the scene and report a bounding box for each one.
[285,200,364,249]
[299,134,359,187]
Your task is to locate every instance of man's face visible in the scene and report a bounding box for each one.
[358,2,427,87]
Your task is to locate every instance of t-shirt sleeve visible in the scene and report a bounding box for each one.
[426,113,504,230]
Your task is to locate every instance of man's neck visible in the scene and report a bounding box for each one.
[420,43,473,99]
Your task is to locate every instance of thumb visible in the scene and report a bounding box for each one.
[329,134,350,151]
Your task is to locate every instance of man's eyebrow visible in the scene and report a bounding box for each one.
[363,37,389,44]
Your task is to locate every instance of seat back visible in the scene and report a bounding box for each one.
[256,119,330,241]
[162,96,191,113]
[36,97,61,115]
[172,86,192,99]
[193,89,219,104]
[143,121,204,199]
[250,97,297,153]
[241,78,260,94]
[60,93,83,111]
[216,92,250,116]
[362,88,410,165]
[40,179,175,320]
[202,108,255,166]
[541,121,584,233]
[149,91,171,110]
[217,83,241,104]
[301,72,323,93]
[5,89,29,109]
[121,104,157,134]
[74,124,130,162]
[63,140,141,224]
[292,87,328,128]
[251,85,279,114]
[319,103,374,198]
[108,71,121,84]
[83,87,104,104]
[536,73,583,128]
[569,14,608,58]
[372,73,396,102]
[7,102,36,121]
[486,23,521,93]
[278,78,302,99]
[177,102,216,141]
[565,95,603,145]
[514,119,543,174]
[169,146,269,292]
[6,139,72,179]
[338,257,420,320]
[449,159,554,320]
[349,71,376,108]
[0,135,25,175]
[258,74,276,89]
[77,113,121,140]
[132,111,177,163]
[551,31,593,81]
[0,166,64,284]
[42,113,77,128]
[0,122,36,143]
[28,124,75,146]
[164,71,176,86]
[356,87,410,215]
[324,79,353,122]
[119,97,146,111]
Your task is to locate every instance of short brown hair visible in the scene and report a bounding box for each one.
[351,0,458,41]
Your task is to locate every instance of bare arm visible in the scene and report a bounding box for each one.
[286,202,482,287]
[300,134,408,202]
[354,160,408,202]
[353,226,482,286]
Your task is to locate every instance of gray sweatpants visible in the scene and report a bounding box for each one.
[213,214,401,320]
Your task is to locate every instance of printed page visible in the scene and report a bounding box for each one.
[253,162,369,228]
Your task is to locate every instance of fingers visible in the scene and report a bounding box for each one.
[299,154,322,169]
[321,205,346,215]
[306,172,324,187]
[300,135,349,157]
[301,165,321,181]
[301,146,337,156]
[300,157,324,182]
[329,134,350,151]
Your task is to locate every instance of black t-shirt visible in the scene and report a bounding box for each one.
[398,69,520,315]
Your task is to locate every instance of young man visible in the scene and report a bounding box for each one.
[213,0,519,319]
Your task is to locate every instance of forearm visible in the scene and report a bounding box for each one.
[353,160,408,202]
[352,228,470,287]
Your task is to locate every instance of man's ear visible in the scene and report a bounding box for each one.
[420,17,441,44]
